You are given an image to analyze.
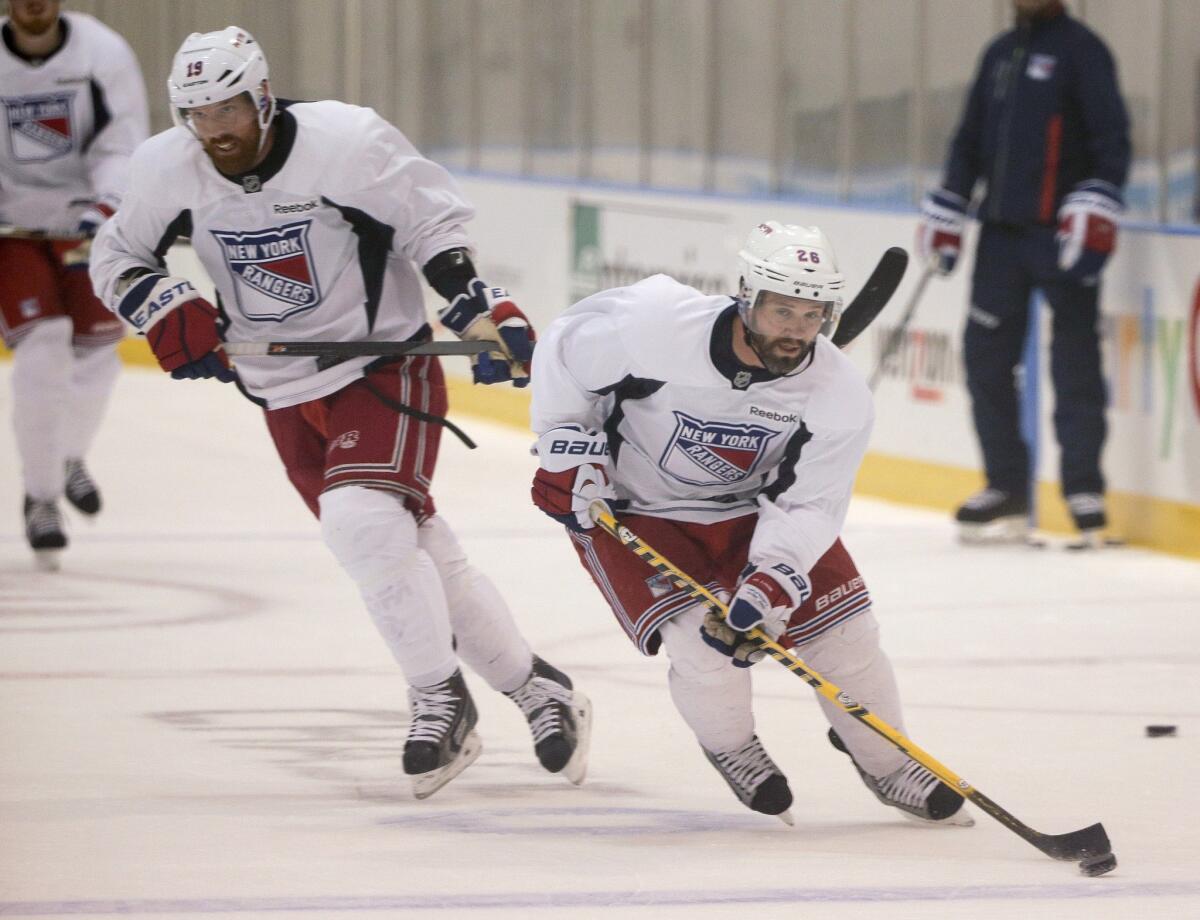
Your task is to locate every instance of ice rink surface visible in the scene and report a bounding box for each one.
[1,365,1199,920]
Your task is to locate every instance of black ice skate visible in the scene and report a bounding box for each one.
[828,728,972,826]
[403,669,482,800]
[24,495,67,572]
[64,459,102,516]
[504,656,592,785]
[1064,492,1113,549]
[954,488,1029,544]
[703,735,794,825]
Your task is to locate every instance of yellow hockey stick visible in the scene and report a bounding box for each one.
[588,499,1115,876]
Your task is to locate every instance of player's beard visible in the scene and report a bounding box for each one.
[744,328,813,375]
[200,128,262,176]
[11,3,59,36]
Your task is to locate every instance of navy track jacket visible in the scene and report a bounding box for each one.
[941,4,1131,227]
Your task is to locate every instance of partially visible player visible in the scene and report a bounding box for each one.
[90,27,590,799]
[530,221,971,827]
[0,0,149,569]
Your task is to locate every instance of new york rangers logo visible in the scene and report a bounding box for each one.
[4,93,75,161]
[211,221,321,321]
[660,411,780,486]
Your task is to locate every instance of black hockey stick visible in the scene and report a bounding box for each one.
[220,339,497,359]
[225,248,909,362]
[588,501,1116,876]
[867,260,936,390]
[0,225,86,242]
[831,246,909,349]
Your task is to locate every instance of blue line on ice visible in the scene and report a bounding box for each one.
[2,883,1199,915]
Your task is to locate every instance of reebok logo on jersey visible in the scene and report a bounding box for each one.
[4,92,75,161]
[273,200,321,214]
[749,406,798,423]
[211,221,322,320]
[659,411,780,486]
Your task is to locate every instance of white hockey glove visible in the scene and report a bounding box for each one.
[59,197,118,269]
[438,279,536,387]
[916,188,967,275]
[700,560,811,668]
[531,426,616,531]
[1057,180,1122,285]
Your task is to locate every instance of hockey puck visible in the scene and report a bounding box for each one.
[1145,725,1177,737]
[1079,852,1118,877]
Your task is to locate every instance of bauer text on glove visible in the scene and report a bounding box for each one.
[531,426,616,531]
[701,561,810,667]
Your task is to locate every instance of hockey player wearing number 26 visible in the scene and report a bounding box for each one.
[531,222,972,827]
[90,27,591,800]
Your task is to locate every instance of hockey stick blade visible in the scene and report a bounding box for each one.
[968,789,1111,862]
[221,339,498,358]
[831,246,909,349]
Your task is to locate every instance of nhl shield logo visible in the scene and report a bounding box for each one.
[660,411,780,486]
[4,92,75,161]
[211,221,322,321]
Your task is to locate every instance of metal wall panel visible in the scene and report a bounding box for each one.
[45,0,1200,223]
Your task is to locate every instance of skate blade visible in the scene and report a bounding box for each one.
[33,549,63,572]
[1028,532,1125,552]
[1065,532,1125,552]
[562,692,593,786]
[957,517,1028,545]
[899,806,975,828]
[410,731,482,800]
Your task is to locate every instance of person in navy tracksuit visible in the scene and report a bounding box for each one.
[917,0,1130,541]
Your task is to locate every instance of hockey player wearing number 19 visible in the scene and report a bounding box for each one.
[88,26,591,800]
[531,222,972,827]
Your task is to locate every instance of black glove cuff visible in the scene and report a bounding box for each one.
[422,248,478,301]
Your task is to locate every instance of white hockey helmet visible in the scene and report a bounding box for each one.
[737,221,845,339]
[168,27,274,136]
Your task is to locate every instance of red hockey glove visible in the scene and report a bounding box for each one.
[531,426,615,531]
[117,273,235,382]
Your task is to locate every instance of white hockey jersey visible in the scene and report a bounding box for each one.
[90,101,474,408]
[0,11,148,232]
[531,274,874,576]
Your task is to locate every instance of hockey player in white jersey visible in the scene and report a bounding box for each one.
[0,0,149,569]
[531,221,970,826]
[89,27,590,799]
